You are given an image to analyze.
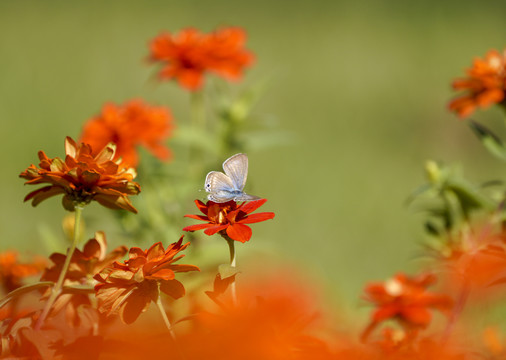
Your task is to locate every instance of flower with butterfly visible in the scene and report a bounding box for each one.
[184,153,274,306]
[184,153,274,243]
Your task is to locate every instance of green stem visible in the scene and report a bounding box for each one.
[224,235,238,306]
[190,90,205,129]
[155,294,177,341]
[35,205,83,330]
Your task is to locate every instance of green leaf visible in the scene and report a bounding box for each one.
[447,178,496,215]
[218,264,240,280]
[0,281,54,308]
[424,221,441,237]
[469,121,506,161]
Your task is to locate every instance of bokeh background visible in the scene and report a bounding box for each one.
[2,0,506,317]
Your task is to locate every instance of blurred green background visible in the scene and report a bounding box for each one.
[2,0,506,315]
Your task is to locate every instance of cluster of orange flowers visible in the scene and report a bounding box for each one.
[5,24,506,359]
[149,27,254,90]
[80,99,174,168]
[449,49,506,118]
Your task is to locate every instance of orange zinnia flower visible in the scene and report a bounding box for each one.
[94,237,199,324]
[183,199,275,243]
[80,99,173,168]
[449,49,506,118]
[361,273,453,342]
[19,137,140,213]
[149,27,254,91]
[40,232,127,326]
[0,251,45,294]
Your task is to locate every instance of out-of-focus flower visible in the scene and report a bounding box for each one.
[434,225,506,298]
[449,49,506,118]
[40,232,127,326]
[80,99,173,168]
[361,273,453,342]
[94,237,199,324]
[183,199,275,243]
[179,276,332,360]
[483,326,506,358]
[19,137,140,213]
[0,251,45,294]
[149,27,254,91]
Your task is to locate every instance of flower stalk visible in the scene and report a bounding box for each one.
[35,205,83,330]
[191,90,206,129]
[156,291,177,341]
[223,233,238,306]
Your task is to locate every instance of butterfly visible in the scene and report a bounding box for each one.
[205,153,261,203]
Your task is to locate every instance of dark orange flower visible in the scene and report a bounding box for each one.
[180,275,332,360]
[361,273,453,342]
[94,237,199,324]
[0,251,45,294]
[19,137,141,212]
[449,49,506,118]
[40,232,127,326]
[183,199,275,243]
[149,27,254,91]
[80,99,173,168]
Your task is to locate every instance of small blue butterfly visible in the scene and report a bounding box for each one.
[205,153,261,203]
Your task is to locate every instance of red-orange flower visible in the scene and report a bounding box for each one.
[40,232,127,326]
[361,273,453,342]
[0,251,45,294]
[183,199,275,243]
[94,237,199,324]
[80,99,173,168]
[149,27,254,91]
[19,137,141,213]
[449,49,506,118]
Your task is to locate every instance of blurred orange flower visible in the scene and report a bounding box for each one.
[361,273,453,342]
[441,230,506,295]
[183,199,275,243]
[40,232,127,326]
[19,137,140,212]
[149,27,254,91]
[180,276,332,360]
[449,49,506,118]
[80,99,173,168]
[94,237,199,324]
[0,251,45,294]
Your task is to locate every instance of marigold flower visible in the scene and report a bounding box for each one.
[40,232,127,326]
[19,137,141,213]
[0,251,45,294]
[149,27,254,91]
[449,49,506,118]
[361,273,453,342]
[80,99,173,168]
[94,237,199,324]
[183,199,275,243]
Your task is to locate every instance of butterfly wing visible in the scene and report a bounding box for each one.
[222,153,249,191]
[233,193,261,202]
[205,154,261,203]
[205,171,237,203]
